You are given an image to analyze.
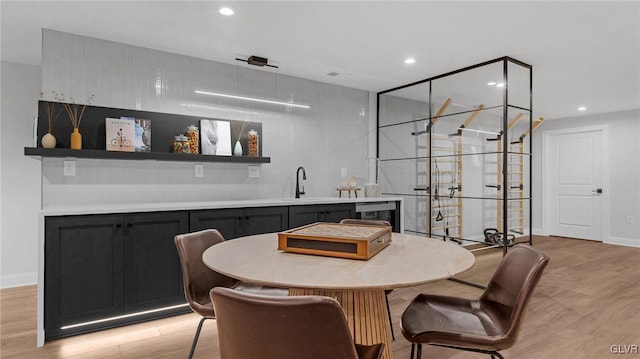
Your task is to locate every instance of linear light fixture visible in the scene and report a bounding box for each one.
[60,303,189,330]
[194,90,310,109]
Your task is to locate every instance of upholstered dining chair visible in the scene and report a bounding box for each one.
[211,287,385,359]
[174,229,287,359]
[401,244,549,359]
[339,218,396,340]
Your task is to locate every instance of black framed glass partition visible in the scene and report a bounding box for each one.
[377,57,534,255]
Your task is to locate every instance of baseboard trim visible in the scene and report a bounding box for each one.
[1,272,37,289]
[605,236,640,248]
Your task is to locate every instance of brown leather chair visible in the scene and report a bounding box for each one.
[401,244,549,359]
[340,218,396,340]
[211,287,385,359]
[174,229,287,359]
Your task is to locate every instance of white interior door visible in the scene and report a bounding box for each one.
[545,128,604,240]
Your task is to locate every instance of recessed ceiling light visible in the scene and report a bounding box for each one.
[404,58,416,64]
[219,7,234,16]
[495,83,506,88]
[577,106,587,111]
[487,82,497,86]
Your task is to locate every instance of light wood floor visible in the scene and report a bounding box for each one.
[2,236,639,358]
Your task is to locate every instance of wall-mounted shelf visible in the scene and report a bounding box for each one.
[24,147,271,164]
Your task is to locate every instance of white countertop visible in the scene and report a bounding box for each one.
[40,196,403,216]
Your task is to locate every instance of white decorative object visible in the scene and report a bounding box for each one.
[234,140,243,156]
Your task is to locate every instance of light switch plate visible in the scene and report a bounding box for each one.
[195,164,204,178]
[248,165,260,178]
[63,160,76,176]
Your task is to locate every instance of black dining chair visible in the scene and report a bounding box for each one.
[401,244,549,359]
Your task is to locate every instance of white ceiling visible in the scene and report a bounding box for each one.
[2,1,639,120]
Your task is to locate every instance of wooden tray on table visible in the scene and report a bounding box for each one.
[277,222,392,260]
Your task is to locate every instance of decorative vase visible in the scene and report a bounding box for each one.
[234,140,243,156]
[41,132,56,149]
[70,128,82,150]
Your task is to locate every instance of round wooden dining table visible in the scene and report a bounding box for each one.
[202,232,475,359]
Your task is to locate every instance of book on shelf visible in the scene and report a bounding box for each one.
[106,117,135,152]
[134,118,151,152]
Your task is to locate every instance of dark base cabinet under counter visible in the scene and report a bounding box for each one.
[288,203,356,228]
[40,198,401,343]
[189,206,289,239]
[44,212,190,340]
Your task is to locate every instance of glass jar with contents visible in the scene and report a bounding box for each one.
[186,125,199,154]
[173,135,190,154]
[248,129,259,157]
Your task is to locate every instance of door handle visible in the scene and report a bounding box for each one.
[592,188,603,194]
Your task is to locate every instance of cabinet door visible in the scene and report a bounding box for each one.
[243,206,289,236]
[189,208,243,239]
[45,215,124,340]
[123,212,189,313]
[288,205,323,228]
[288,204,356,228]
[320,204,356,223]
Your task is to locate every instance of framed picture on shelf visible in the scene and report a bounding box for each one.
[200,119,231,156]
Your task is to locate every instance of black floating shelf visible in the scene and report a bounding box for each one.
[24,147,271,164]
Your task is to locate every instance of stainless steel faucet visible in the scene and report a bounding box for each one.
[295,166,306,198]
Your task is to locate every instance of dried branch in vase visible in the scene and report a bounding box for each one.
[40,92,63,133]
[52,91,95,128]
[231,121,249,142]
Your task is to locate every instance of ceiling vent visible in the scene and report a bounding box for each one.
[235,55,279,68]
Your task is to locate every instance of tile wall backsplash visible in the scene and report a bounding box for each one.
[41,29,371,208]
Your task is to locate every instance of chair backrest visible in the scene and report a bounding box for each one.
[480,244,549,348]
[174,229,238,315]
[340,218,391,227]
[211,287,360,359]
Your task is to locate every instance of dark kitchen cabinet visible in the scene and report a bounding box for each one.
[44,211,189,340]
[288,204,355,228]
[43,201,377,341]
[45,215,125,340]
[123,212,189,312]
[189,206,289,239]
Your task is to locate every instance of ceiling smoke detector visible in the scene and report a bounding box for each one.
[235,55,279,68]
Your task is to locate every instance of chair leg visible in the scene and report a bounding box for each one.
[385,293,395,340]
[492,353,505,359]
[416,344,422,359]
[410,343,415,359]
[188,316,208,359]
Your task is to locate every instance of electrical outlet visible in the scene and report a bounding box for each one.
[63,160,76,176]
[625,216,634,224]
[248,165,260,178]
[194,165,204,178]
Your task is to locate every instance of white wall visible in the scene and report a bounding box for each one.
[40,30,371,209]
[0,61,41,288]
[531,109,640,246]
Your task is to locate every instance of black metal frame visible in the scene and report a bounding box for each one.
[410,343,506,359]
[376,56,533,255]
[188,316,210,359]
